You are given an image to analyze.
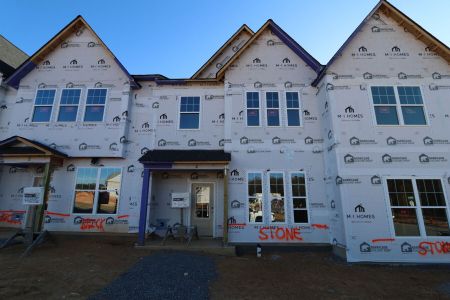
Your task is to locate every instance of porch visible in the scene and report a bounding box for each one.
[137,149,231,246]
[135,236,235,256]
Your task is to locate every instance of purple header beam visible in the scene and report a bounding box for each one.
[5,61,36,89]
[268,21,323,74]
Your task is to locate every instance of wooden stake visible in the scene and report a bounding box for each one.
[35,162,52,233]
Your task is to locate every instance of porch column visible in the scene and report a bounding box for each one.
[138,167,151,246]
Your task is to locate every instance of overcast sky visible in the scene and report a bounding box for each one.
[2,0,449,78]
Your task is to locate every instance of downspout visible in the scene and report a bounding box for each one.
[223,165,229,245]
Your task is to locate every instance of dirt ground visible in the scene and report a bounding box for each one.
[212,251,450,299]
[0,233,146,299]
[0,232,449,299]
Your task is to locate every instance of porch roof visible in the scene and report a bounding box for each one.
[138,150,231,164]
[0,136,68,158]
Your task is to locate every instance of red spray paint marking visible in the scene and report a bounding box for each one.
[311,224,329,230]
[258,227,302,241]
[45,211,70,217]
[372,238,395,243]
[80,218,106,231]
[418,241,450,256]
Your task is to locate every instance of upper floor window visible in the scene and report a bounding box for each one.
[371,86,426,125]
[58,89,81,122]
[84,88,107,122]
[32,89,56,122]
[286,92,301,126]
[246,92,260,126]
[73,167,122,215]
[266,92,280,126]
[179,96,200,129]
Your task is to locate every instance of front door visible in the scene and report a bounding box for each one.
[191,183,213,236]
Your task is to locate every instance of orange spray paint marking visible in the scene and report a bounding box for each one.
[0,213,22,225]
[311,224,329,230]
[45,211,70,217]
[80,218,106,231]
[258,227,302,241]
[372,238,395,243]
[418,241,450,256]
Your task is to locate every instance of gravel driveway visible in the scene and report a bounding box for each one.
[89,251,216,300]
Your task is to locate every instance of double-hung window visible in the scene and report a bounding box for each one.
[291,172,308,223]
[397,86,427,125]
[246,92,260,126]
[266,92,280,126]
[248,172,263,223]
[84,88,107,122]
[73,167,122,214]
[269,172,285,222]
[179,96,200,129]
[386,178,449,236]
[371,86,426,125]
[286,92,301,126]
[58,89,81,122]
[32,89,56,122]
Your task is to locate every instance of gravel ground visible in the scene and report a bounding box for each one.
[89,251,216,300]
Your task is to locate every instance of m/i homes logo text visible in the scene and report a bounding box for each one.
[351,46,376,58]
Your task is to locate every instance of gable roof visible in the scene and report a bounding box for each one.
[0,136,68,158]
[313,0,450,86]
[5,15,139,89]
[216,19,323,80]
[191,24,254,79]
[0,34,28,69]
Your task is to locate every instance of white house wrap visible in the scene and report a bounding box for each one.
[1,1,450,263]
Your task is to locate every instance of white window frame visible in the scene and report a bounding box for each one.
[82,88,108,123]
[285,91,302,127]
[177,95,202,130]
[245,91,261,127]
[268,171,287,224]
[383,176,450,238]
[289,171,309,224]
[72,166,122,215]
[265,91,281,127]
[57,88,82,122]
[368,85,429,127]
[247,171,264,224]
[30,88,57,123]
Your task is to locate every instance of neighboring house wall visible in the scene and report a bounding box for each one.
[0,35,28,124]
